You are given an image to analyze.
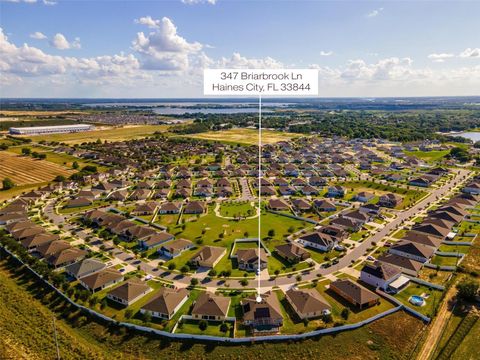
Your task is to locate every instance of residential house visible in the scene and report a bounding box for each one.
[190,246,226,268]
[285,288,331,320]
[275,243,310,263]
[159,238,194,258]
[329,279,379,309]
[140,287,189,320]
[360,262,402,290]
[378,193,403,208]
[191,292,231,321]
[65,258,106,279]
[79,268,124,292]
[107,278,151,306]
[377,253,423,276]
[389,240,435,263]
[236,248,268,271]
[297,232,336,252]
[138,232,175,250]
[241,291,283,334]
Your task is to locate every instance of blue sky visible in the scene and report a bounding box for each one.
[1,0,479,97]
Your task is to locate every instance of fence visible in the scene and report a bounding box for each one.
[404,275,445,291]
[1,245,410,343]
[424,263,457,271]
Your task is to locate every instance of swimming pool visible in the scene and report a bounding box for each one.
[409,295,426,306]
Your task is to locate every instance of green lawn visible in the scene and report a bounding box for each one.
[168,205,311,252]
[175,319,233,337]
[395,283,443,317]
[219,201,256,218]
[267,253,312,275]
[404,150,450,162]
[430,255,461,267]
[438,244,470,254]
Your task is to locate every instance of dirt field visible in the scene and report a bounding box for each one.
[180,128,302,145]
[25,125,170,144]
[0,151,73,185]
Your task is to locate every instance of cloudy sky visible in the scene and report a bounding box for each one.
[1,0,479,98]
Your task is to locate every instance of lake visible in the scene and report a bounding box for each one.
[454,131,480,142]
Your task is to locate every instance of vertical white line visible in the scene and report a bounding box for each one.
[257,94,262,299]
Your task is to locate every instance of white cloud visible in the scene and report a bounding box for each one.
[213,52,283,69]
[29,31,47,40]
[132,16,203,70]
[0,27,141,84]
[135,16,160,29]
[320,51,333,57]
[366,8,383,18]
[181,0,216,4]
[459,47,480,58]
[50,33,81,50]
[428,53,455,63]
[42,0,57,5]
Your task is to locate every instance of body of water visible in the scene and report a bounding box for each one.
[450,131,480,142]
[152,107,262,115]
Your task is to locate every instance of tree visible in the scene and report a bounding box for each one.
[143,311,152,323]
[21,147,31,156]
[2,178,14,190]
[54,175,66,182]
[180,265,190,274]
[240,278,249,287]
[190,278,199,286]
[449,147,471,163]
[456,280,479,301]
[341,308,350,320]
[220,322,229,333]
[268,229,275,237]
[72,161,79,169]
[199,320,208,331]
[168,263,176,271]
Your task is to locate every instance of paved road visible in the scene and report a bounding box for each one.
[42,168,472,292]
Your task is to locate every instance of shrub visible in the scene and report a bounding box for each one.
[199,320,208,331]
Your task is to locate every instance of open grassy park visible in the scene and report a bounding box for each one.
[178,128,302,145]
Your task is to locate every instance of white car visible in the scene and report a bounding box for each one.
[366,255,375,261]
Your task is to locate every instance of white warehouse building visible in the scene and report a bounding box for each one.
[9,124,94,135]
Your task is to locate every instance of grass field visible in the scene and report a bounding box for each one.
[26,125,170,144]
[179,128,302,145]
[219,201,256,217]
[404,150,450,162]
[0,151,73,185]
[0,255,426,360]
[7,145,105,170]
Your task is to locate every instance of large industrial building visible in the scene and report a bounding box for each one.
[9,124,94,135]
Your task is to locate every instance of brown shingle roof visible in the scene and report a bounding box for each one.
[191,292,231,317]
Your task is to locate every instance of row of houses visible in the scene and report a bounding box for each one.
[359,191,478,293]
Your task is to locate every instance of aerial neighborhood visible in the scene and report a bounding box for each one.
[0,131,479,339]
